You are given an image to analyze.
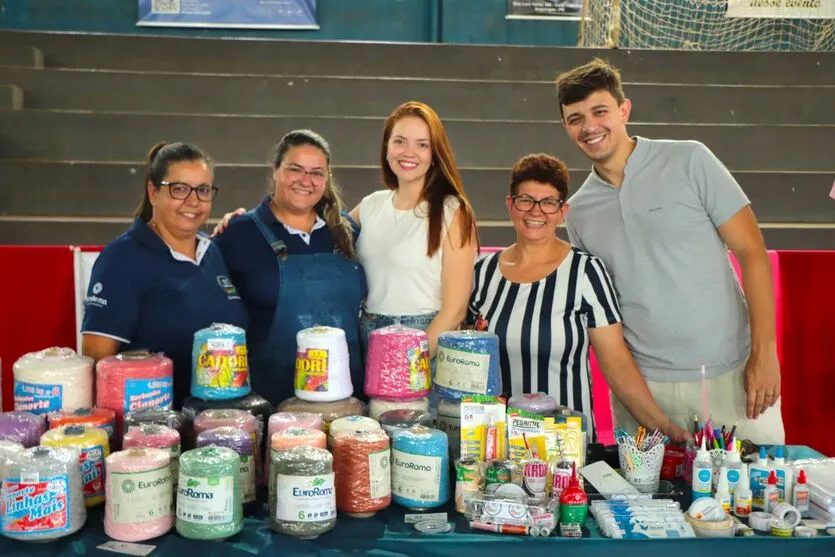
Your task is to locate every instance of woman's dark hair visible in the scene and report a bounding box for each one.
[270,129,355,258]
[135,142,214,222]
[509,153,570,201]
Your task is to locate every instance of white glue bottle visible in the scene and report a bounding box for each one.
[771,446,794,504]
[691,437,713,500]
[715,466,731,514]
[733,462,752,518]
[792,469,810,518]
[724,439,742,495]
[764,470,780,513]
[749,446,770,511]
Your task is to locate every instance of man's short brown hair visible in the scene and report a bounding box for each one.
[555,58,626,119]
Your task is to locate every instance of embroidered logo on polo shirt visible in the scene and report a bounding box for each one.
[216,276,241,300]
[86,282,108,307]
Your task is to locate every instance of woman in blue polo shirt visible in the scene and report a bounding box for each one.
[214,130,366,406]
[81,142,248,407]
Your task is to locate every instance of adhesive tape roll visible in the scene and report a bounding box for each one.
[772,502,801,528]
[769,519,794,537]
[794,526,816,538]
[687,497,725,521]
[748,511,773,532]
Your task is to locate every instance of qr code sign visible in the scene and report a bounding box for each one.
[151,0,180,14]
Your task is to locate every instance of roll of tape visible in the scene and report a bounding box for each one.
[749,511,773,532]
[772,502,801,528]
[769,519,794,537]
[794,526,816,538]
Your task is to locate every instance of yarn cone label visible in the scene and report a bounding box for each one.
[275,473,336,522]
[368,449,392,500]
[407,340,431,392]
[111,464,173,524]
[176,475,233,525]
[435,347,490,393]
[195,339,249,389]
[295,349,330,392]
[1,474,70,535]
[391,449,442,502]
[80,445,105,500]
[13,381,62,414]
[124,378,173,414]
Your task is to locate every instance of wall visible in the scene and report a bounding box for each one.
[0,0,581,46]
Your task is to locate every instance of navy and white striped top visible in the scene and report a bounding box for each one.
[468,248,622,428]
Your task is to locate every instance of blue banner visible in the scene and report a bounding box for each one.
[137,0,318,29]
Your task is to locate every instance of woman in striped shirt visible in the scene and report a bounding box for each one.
[469,154,687,441]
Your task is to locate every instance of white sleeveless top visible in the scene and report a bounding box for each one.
[357,190,460,315]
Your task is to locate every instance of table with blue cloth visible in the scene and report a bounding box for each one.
[2,446,832,557]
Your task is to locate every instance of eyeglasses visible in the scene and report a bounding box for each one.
[281,163,328,184]
[159,181,218,202]
[511,195,565,214]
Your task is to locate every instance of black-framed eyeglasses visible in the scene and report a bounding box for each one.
[511,195,564,214]
[281,163,328,184]
[158,181,218,202]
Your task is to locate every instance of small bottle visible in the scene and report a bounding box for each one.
[792,469,810,518]
[772,446,794,503]
[691,437,713,500]
[764,470,780,513]
[749,446,770,511]
[715,466,731,514]
[733,463,753,518]
[724,439,742,495]
[559,462,588,536]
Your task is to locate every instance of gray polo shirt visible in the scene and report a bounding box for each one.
[565,137,751,382]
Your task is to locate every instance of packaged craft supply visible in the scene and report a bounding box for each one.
[294,326,354,402]
[454,458,485,514]
[1,446,86,540]
[364,325,431,400]
[271,446,336,539]
[459,395,507,462]
[391,426,449,510]
[41,424,109,506]
[507,408,547,465]
[507,393,558,415]
[105,448,174,541]
[277,396,365,433]
[332,429,391,517]
[181,393,272,450]
[48,407,116,449]
[13,347,94,415]
[0,411,46,447]
[192,323,251,400]
[378,409,434,437]
[543,415,586,469]
[123,423,181,487]
[197,426,255,504]
[176,446,242,540]
[435,331,501,400]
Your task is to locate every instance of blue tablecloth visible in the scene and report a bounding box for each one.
[1,446,832,557]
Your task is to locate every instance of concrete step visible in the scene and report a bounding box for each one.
[0,45,43,68]
[2,110,833,171]
[1,161,832,224]
[2,30,834,85]
[2,67,833,124]
[0,220,829,250]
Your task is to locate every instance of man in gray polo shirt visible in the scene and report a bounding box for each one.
[556,59,784,444]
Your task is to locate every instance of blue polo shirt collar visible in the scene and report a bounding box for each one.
[127,218,210,265]
[256,196,326,245]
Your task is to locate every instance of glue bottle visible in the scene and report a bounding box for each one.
[559,462,588,531]
[764,470,780,513]
[691,436,713,500]
[724,439,742,495]
[749,446,770,510]
[733,462,752,518]
[771,446,794,503]
[715,466,731,514]
[792,469,810,518]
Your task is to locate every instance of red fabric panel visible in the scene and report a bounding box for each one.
[778,250,835,456]
[0,246,78,411]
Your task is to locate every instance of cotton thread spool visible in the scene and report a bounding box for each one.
[48,407,116,450]
[332,429,391,517]
[508,393,558,414]
[41,425,109,507]
[294,326,353,402]
[192,323,251,401]
[268,427,327,495]
[176,446,242,540]
[265,412,324,484]
[194,409,260,483]
[271,446,336,539]
[196,427,255,504]
[123,408,186,443]
[123,424,181,488]
[13,347,93,415]
[391,426,450,510]
[0,411,46,448]
[328,415,382,444]
[435,331,501,400]
[277,397,365,433]
[181,393,272,451]
[0,440,24,467]
[105,447,173,541]
[368,397,430,421]
[436,399,461,460]
[96,351,174,436]
[364,325,431,400]
[378,409,434,437]
[1,446,86,540]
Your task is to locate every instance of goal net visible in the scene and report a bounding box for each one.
[579,0,835,50]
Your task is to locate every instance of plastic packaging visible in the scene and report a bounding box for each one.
[277,397,365,432]
[105,447,174,541]
[772,446,794,503]
[0,446,86,540]
[332,429,391,517]
[749,446,770,511]
[192,323,251,400]
[434,331,501,400]
[47,407,116,449]
[196,426,255,504]
[123,408,187,443]
[294,326,354,402]
[436,398,461,460]
[0,440,24,466]
[271,446,336,539]
[268,427,327,495]
[328,415,381,442]
[13,347,94,415]
[378,409,434,437]
[364,325,431,399]
[0,411,46,447]
[176,446,242,540]
[41,425,109,506]
[181,392,272,451]
[391,426,449,510]
[507,393,558,414]
[194,409,260,483]
[123,423,181,487]
[368,396,430,421]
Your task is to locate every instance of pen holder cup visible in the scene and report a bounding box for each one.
[618,443,665,494]
[709,449,726,488]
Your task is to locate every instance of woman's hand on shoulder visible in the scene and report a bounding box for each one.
[211,207,247,237]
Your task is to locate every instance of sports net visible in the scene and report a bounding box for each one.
[579,0,835,50]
